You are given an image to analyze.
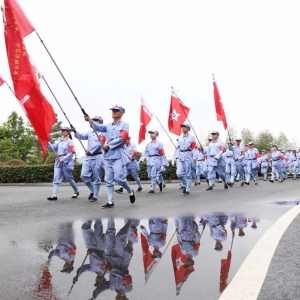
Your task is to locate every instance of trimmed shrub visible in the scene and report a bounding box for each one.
[6,159,27,165]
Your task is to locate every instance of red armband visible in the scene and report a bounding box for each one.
[191,141,197,149]
[122,275,132,286]
[241,151,245,155]
[159,148,165,155]
[285,158,289,161]
[243,219,247,224]
[256,153,260,158]
[161,233,166,240]
[132,232,138,238]
[204,155,207,159]
[221,231,227,237]
[68,145,75,153]
[120,130,129,141]
[266,158,270,162]
[193,242,200,250]
[69,247,77,255]
[280,155,284,160]
[220,146,224,151]
[99,135,106,143]
[130,150,137,156]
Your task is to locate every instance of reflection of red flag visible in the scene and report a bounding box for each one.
[4,0,56,156]
[213,76,228,130]
[220,250,232,293]
[139,98,153,144]
[140,233,159,283]
[168,94,190,136]
[171,243,194,295]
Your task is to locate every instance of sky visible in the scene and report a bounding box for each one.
[1,0,300,157]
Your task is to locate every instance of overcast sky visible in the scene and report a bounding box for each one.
[1,0,300,156]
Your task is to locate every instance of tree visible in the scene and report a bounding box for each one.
[255,130,275,152]
[241,128,255,145]
[275,132,291,151]
[225,126,237,144]
[0,138,19,162]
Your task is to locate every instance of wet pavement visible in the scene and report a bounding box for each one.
[0,182,300,299]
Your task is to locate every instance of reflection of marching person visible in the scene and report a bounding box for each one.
[207,213,228,252]
[125,219,140,245]
[115,137,143,194]
[88,105,136,208]
[72,116,106,202]
[48,222,76,274]
[47,126,79,201]
[139,130,166,193]
[173,123,198,195]
[229,214,247,237]
[106,218,133,299]
[205,131,228,191]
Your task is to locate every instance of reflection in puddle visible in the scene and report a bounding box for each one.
[273,200,299,205]
[30,214,263,299]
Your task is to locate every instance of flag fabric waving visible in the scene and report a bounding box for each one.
[4,0,56,156]
[139,97,153,144]
[168,92,190,136]
[220,250,232,293]
[0,75,4,86]
[213,75,228,130]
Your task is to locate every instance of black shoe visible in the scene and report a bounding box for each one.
[136,187,143,192]
[159,182,163,192]
[205,186,213,191]
[47,196,57,201]
[129,190,135,204]
[182,187,186,194]
[206,179,209,185]
[90,197,98,202]
[224,184,228,189]
[88,193,94,200]
[245,182,249,185]
[179,186,185,190]
[194,182,197,186]
[197,182,201,185]
[240,182,244,186]
[269,180,274,183]
[235,179,239,182]
[102,203,114,208]
[293,178,296,180]
[163,184,166,188]
[71,192,79,198]
[148,190,154,193]
[227,182,233,187]
[115,188,123,194]
[255,182,258,185]
[263,179,267,181]
[275,179,278,181]
[183,191,190,195]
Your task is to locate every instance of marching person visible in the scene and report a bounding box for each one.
[232,138,245,186]
[115,137,143,194]
[195,145,206,185]
[72,116,105,202]
[205,131,228,191]
[173,123,198,195]
[245,141,260,185]
[260,150,270,181]
[47,126,79,201]
[289,149,298,180]
[139,130,166,193]
[87,105,135,208]
[225,142,236,187]
[269,144,284,183]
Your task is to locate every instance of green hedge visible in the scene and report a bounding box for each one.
[0,163,179,183]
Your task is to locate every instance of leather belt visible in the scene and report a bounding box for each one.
[180,150,191,152]
[197,159,204,161]
[182,239,194,242]
[273,159,279,161]
[249,158,257,160]
[149,154,159,157]
[58,154,67,157]
[209,155,215,157]
[89,152,102,156]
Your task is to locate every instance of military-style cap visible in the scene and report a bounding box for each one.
[109,105,125,113]
[59,126,71,132]
[91,116,103,123]
[272,144,278,148]
[180,123,191,130]
[245,143,249,146]
[148,130,159,136]
[211,130,219,135]
[248,141,254,145]
[208,137,213,140]
[262,150,266,152]
[235,137,242,141]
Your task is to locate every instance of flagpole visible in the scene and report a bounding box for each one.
[4,80,16,97]
[171,87,202,146]
[34,31,103,145]
[42,76,86,151]
[142,96,176,148]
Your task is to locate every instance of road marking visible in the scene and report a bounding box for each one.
[219,204,300,300]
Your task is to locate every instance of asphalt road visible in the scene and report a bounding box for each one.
[0,180,299,299]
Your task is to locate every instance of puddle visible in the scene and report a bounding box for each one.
[2,214,268,300]
[273,200,300,205]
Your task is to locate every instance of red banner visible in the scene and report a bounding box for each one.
[139,99,153,144]
[213,77,228,130]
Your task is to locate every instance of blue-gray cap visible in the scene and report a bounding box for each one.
[109,105,125,114]
[148,130,159,136]
[248,141,254,145]
[235,137,242,141]
[180,123,191,130]
[59,126,71,132]
[211,130,219,135]
[91,116,103,123]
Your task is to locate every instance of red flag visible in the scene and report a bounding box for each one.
[139,98,153,144]
[4,0,56,156]
[220,250,232,293]
[171,243,194,295]
[213,76,228,130]
[0,75,4,86]
[168,93,190,136]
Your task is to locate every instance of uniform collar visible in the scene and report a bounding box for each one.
[112,120,122,125]
[183,134,189,137]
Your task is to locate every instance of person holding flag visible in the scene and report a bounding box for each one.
[173,124,198,195]
[139,130,166,193]
[71,116,106,202]
[87,105,135,208]
[47,127,79,201]
[205,131,228,191]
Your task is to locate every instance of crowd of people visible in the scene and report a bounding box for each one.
[46,104,298,207]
